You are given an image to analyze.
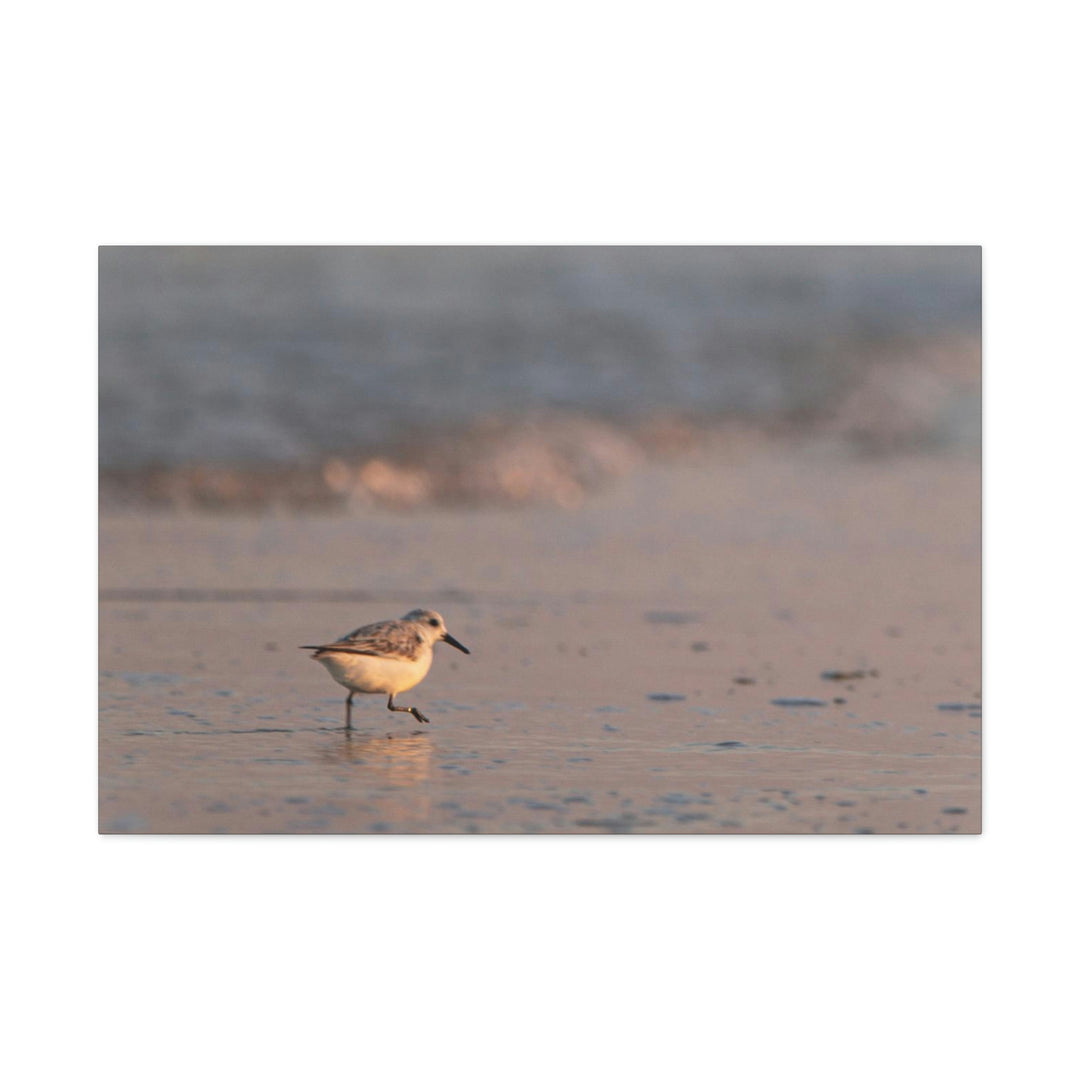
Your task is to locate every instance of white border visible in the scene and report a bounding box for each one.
[7,3,1077,1077]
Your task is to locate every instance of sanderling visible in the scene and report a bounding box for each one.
[301,609,470,730]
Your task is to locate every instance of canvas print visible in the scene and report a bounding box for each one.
[99,246,981,834]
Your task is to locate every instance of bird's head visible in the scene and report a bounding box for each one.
[403,609,470,654]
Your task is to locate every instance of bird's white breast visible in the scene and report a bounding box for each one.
[315,648,433,695]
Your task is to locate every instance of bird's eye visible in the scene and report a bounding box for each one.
[429,618,439,627]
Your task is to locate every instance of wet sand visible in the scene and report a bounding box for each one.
[99,448,981,834]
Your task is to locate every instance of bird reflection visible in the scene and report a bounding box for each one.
[321,730,432,787]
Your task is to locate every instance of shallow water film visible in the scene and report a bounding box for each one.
[99,455,980,834]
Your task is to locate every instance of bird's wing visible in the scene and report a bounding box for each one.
[301,619,424,659]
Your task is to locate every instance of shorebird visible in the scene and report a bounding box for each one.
[302,609,470,729]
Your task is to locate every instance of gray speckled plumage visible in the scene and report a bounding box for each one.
[314,618,426,660]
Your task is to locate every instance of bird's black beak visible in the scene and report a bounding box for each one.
[442,632,470,654]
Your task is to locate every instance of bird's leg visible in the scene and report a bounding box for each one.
[387,694,430,724]
[345,691,354,731]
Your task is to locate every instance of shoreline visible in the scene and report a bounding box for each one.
[100,447,981,834]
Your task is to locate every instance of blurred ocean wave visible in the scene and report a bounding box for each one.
[99,247,979,510]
